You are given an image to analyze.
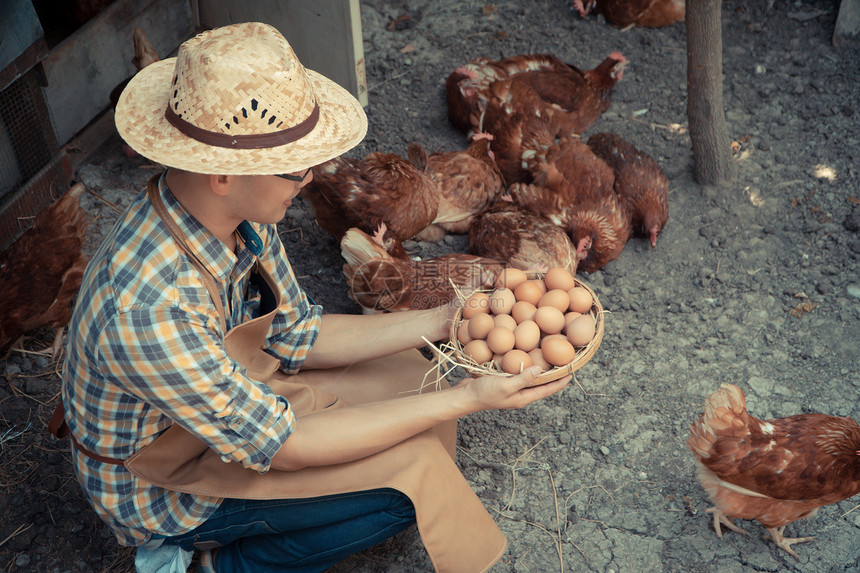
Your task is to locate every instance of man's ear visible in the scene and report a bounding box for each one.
[208,174,232,197]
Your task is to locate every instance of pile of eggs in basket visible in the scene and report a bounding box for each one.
[457,267,597,375]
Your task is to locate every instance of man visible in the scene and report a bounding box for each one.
[59,22,569,572]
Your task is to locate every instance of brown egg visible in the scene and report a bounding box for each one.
[495,267,528,290]
[514,280,543,306]
[567,287,594,314]
[492,354,504,369]
[457,320,473,345]
[462,292,491,319]
[538,289,571,313]
[494,314,518,331]
[564,311,582,330]
[513,320,541,352]
[528,348,552,371]
[486,326,516,354]
[501,349,533,374]
[489,287,516,315]
[541,337,576,367]
[544,267,576,292]
[467,312,495,340]
[511,301,537,324]
[541,333,568,344]
[567,315,596,347]
[463,340,493,365]
[533,306,565,335]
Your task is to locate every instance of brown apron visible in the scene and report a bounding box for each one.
[56,178,507,572]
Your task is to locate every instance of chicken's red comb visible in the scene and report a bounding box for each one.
[609,51,627,62]
[472,132,495,141]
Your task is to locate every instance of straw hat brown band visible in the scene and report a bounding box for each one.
[115,22,367,175]
[164,102,320,149]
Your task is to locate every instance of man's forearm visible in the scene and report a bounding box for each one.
[301,307,451,369]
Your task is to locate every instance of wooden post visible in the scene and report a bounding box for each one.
[198,0,367,107]
[40,0,194,146]
[833,0,860,47]
[685,0,736,186]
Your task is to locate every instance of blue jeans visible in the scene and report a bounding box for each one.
[160,488,416,572]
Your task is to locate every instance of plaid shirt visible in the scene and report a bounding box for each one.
[61,173,322,546]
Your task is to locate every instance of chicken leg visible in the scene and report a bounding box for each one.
[50,326,66,361]
[765,526,814,561]
[705,507,748,538]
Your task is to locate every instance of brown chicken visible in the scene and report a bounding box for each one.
[508,137,632,273]
[304,150,438,243]
[687,383,860,559]
[341,224,503,313]
[573,0,685,28]
[587,132,669,247]
[447,52,627,145]
[0,183,89,358]
[468,202,579,275]
[477,53,627,184]
[406,133,506,240]
[503,52,627,134]
[445,53,574,135]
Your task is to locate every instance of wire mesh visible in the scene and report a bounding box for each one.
[0,68,57,201]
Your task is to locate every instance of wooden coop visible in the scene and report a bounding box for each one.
[0,0,365,251]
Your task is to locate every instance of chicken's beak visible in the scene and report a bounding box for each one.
[576,236,592,260]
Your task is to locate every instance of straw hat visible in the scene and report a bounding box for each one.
[115,22,367,175]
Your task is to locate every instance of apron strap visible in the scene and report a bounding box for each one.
[51,173,236,466]
[49,400,125,465]
[146,174,228,333]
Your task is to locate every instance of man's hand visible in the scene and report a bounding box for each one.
[457,366,570,411]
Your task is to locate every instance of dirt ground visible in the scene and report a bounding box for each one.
[1,0,859,571]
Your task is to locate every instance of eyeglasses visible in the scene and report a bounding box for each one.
[275,168,311,183]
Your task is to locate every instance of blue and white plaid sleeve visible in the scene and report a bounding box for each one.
[258,226,322,373]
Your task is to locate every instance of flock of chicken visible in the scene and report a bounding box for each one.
[0,13,858,564]
[304,50,668,314]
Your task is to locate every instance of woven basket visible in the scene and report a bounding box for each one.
[447,274,605,384]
